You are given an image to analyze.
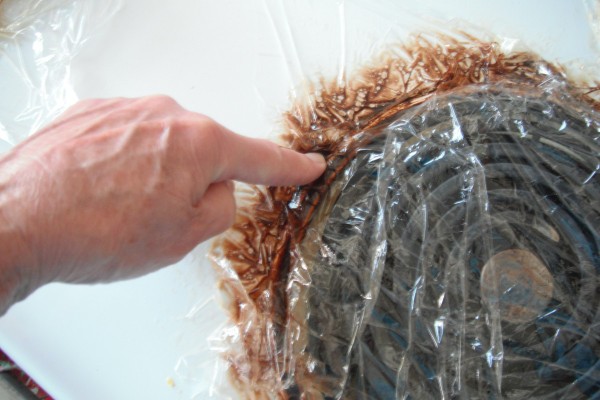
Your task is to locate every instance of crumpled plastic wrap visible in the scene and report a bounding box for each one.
[0,0,120,149]
[211,24,600,400]
[299,83,600,399]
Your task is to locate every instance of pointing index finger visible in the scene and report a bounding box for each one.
[210,124,326,186]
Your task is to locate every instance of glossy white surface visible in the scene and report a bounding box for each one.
[0,1,597,399]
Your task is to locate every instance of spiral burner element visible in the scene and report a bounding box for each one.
[295,84,600,399]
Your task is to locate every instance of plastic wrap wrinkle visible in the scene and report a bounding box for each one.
[0,0,121,147]
[212,32,600,399]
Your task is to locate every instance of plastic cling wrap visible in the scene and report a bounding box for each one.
[212,33,600,399]
[0,0,120,149]
[299,84,600,398]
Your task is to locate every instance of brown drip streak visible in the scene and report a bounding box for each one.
[211,33,599,398]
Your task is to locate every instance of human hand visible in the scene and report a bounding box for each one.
[0,96,325,312]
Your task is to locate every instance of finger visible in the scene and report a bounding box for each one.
[189,180,236,242]
[210,125,326,186]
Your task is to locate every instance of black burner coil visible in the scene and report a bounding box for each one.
[291,83,600,399]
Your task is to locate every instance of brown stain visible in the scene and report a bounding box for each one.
[211,33,600,399]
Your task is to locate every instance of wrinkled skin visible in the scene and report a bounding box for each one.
[0,96,325,314]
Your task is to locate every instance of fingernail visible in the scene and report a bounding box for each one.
[305,152,326,166]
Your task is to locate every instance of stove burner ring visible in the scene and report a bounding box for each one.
[296,85,600,399]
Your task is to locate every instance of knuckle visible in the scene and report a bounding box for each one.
[145,94,179,109]
[196,115,220,136]
[195,116,227,162]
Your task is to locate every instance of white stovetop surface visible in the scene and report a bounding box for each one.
[0,1,597,399]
